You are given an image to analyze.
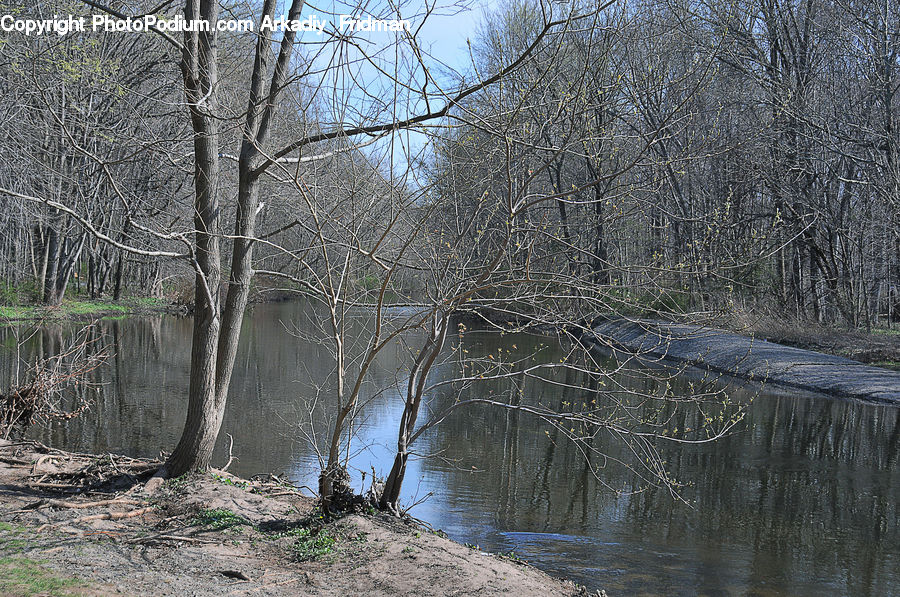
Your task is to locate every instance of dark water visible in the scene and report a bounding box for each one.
[2,302,897,596]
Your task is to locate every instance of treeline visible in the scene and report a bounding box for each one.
[0,0,412,308]
[428,0,899,328]
[0,0,897,331]
[0,6,191,304]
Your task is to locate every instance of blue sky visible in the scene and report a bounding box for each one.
[299,1,499,173]
[248,0,499,175]
[411,1,493,76]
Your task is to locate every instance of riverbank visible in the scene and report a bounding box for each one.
[732,318,900,369]
[0,440,587,596]
[587,317,900,404]
[0,298,188,323]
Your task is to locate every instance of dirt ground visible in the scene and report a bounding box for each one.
[0,439,589,597]
[752,326,900,368]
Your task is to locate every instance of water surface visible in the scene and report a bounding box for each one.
[3,302,897,596]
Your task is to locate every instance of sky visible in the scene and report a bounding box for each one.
[297,0,499,176]
[409,1,493,76]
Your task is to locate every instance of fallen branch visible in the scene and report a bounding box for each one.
[221,433,236,473]
[126,462,164,472]
[0,456,31,466]
[32,454,59,474]
[15,498,142,512]
[261,490,302,498]
[27,481,82,490]
[131,533,220,545]
[37,506,154,531]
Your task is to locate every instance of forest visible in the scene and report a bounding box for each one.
[0,0,898,594]
[0,0,897,326]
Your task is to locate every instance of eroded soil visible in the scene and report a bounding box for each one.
[0,439,587,597]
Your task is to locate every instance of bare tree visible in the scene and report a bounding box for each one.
[1,324,108,439]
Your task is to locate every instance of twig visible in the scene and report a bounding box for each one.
[222,433,235,473]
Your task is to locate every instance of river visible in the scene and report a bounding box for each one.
[3,301,897,596]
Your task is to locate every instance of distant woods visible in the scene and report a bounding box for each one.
[428,0,900,328]
[0,0,896,329]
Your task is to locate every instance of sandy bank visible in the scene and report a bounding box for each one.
[0,440,588,596]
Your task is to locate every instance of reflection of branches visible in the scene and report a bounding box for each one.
[1,325,110,439]
[393,320,754,504]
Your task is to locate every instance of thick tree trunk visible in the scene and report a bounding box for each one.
[166,291,222,474]
[165,0,305,477]
[165,123,222,474]
[165,0,223,477]
[165,133,222,475]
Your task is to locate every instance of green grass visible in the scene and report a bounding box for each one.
[0,557,86,596]
[164,473,191,491]
[191,508,337,562]
[210,472,249,490]
[289,527,336,561]
[0,305,36,319]
[192,508,251,531]
[60,300,131,316]
[0,522,31,555]
[0,276,169,322]
[264,523,337,561]
[0,297,164,322]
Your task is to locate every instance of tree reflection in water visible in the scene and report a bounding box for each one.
[2,302,896,596]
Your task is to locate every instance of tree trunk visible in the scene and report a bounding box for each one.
[166,0,305,476]
[165,0,223,477]
[112,249,125,301]
[42,223,60,305]
[380,315,448,510]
